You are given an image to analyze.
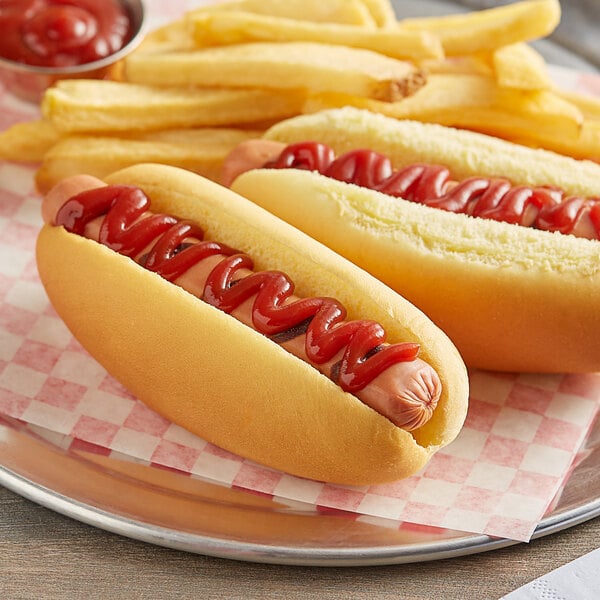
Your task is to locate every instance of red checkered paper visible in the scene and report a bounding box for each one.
[1,187,598,541]
[1,0,600,543]
[2,147,600,543]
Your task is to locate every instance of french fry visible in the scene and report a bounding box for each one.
[493,43,552,90]
[188,0,378,26]
[358,0,397,27]
[507,120,600,162]
[192,0,396,28]
[191,11,443,61]
[34,127,263,193]
[136,1,382,55]
[419,55,493,77]
[510,86,600,160]
[0,119,61,162]
[136,19,196,53]
[303,73,584,146]
[556,88,600,121]
[124,42,427,102]
[42,80,305,132]
[398,0,561,57]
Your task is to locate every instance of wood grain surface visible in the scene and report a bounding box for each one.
[1,486,598,600]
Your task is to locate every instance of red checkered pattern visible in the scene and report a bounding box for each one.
[1,0,600,543]
[1,160,598,542]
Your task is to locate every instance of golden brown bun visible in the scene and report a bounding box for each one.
[36,163,468,485]
[230,108,600,373]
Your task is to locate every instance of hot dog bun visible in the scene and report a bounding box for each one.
[230,107,600,373]
[36,163,468,485]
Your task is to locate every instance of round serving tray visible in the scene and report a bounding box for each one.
[2,0,599,568]
[1,415,599,566]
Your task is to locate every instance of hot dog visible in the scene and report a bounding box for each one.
[226,107,600,373]
[36,163,468,485]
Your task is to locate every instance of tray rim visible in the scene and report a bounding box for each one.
[2,418,599,567]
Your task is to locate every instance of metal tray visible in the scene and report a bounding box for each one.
[2,0,599,569]
[1,413,599,566]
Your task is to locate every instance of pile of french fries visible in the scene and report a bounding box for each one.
[1,0,599,193]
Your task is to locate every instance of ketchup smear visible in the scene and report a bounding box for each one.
[265,142,600,239]
[0,0,132,67]
[55,185,420,393]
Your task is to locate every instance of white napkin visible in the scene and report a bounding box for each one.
[501,547,600,599]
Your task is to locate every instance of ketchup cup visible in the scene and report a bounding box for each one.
[0,0,146,103]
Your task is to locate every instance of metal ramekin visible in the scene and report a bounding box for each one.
[0,0,146,103]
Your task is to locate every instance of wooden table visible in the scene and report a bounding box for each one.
[1,485,598,600]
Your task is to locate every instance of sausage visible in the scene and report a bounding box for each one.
[220,139,285,187]
[43,175,441,431]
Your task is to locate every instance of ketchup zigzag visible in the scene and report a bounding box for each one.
[267,142,600,239]
[55,184,420,394]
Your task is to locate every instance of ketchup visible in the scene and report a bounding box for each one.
[0,0,132,67]
[55,185,420,394]
[267,143,600,240]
